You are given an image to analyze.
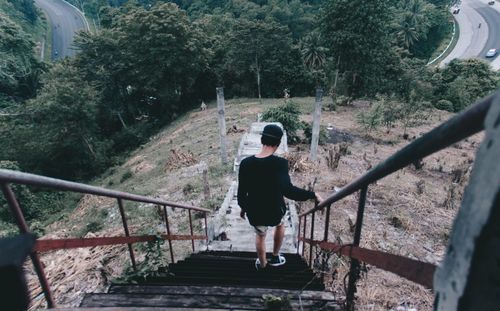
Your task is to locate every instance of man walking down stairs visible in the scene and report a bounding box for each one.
[56,123,338,310]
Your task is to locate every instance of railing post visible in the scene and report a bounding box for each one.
[321,204,332,284]
[323,204,331,242]
[162,205,175,263]
[1,183,55,308]
[188,209,195,252]
[204,213,209,250]
[117,198,136,270]
[297,216,302,255]
[309,211,315,268]
[346,186,368,311]
[302,214,307,257]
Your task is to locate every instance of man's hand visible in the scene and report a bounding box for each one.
[315,192,324,204]
[240,210,246,219]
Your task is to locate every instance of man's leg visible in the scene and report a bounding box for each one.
[255,232,267,267]
[272,223,285,256]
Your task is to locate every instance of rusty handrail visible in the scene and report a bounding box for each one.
[300,92,495,217]
[298,91,498,310]
[0,169,210,213]
[1,168,212,309]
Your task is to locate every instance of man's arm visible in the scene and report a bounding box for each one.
[278,159,316,201]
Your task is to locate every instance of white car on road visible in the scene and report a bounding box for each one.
[486,48,497,58]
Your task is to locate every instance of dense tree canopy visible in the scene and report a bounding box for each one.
[1,0,498,182]
[0,13,43,99]
[320,0,402,96]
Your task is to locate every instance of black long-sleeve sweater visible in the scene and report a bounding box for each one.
[237,155,315,226]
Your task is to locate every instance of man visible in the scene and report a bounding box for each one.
[238,124,323,270]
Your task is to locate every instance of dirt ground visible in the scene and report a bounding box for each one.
[23,97,481,310]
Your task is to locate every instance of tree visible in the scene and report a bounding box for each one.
[320,0,401,96]
[225,18,296,98]
[6,0,38,24]
[5,62,108,180]
[74,3,209,139]
[300,32,328,86]
[0,13,44,99]
[436,59,499,111]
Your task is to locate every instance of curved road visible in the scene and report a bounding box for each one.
[441,0,500,69]
[476,4,500,65]
[35,0,88,60]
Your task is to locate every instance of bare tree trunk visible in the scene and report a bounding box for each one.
[82,135,97,159]
[331,56,341,107]
[117,112,127,129]
[255,54,261,100]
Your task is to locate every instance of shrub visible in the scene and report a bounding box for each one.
[261,101,302,143]
[302,122,329,145]
[335,95,352,106]
[0,161,64,224]
[120,170,133,183]
[434,99,454,112]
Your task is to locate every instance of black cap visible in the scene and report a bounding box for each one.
[262,124,283,140]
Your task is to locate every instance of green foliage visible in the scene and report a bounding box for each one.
[434,59,499,112]
[302,122,328,145]
[434,99,453,111]
[0,161,64,227]
[261,101,302,143]
[262,294,292,310]
[0,13,44,99]
[321,0,401,97]
[115,236,172,283]
[6,0,38,23]
[1,61,109,180]
[357,95,430,134]
[120,170,133,183]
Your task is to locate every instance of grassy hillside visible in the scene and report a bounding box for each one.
[17,97,481,310]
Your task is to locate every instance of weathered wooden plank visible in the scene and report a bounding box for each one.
[135,277,324,290]
[108,284,336,301]
[80,293,336,310]
[54,308,229,311]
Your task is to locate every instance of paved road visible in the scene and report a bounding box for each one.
[35,0,88,60]
[476,5,500,67]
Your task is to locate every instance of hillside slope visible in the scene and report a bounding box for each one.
[25,98,480,310]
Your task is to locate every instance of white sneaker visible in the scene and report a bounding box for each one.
[268,254,286,266]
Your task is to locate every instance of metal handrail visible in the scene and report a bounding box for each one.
[300,92,495,217]
[0,169,211,213]
[1,169,212,309]
[297,91,498,310]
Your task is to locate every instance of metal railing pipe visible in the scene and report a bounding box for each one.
[1,183,55,308]
[162,205,175,263]
[117,198,136,270]
[0,170,211,213]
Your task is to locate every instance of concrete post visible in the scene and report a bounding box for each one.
[310,88,323,161]
[434,92,500,310]
[216,87,228,164]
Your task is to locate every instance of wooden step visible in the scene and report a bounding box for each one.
[108,284,336,301]
[81,292,338,310]
[78,251,333,309]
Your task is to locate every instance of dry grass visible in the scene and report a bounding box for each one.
[24,98,481,310]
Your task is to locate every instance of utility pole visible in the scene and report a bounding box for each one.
[310,88,323,161]
[216,87,228,164]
